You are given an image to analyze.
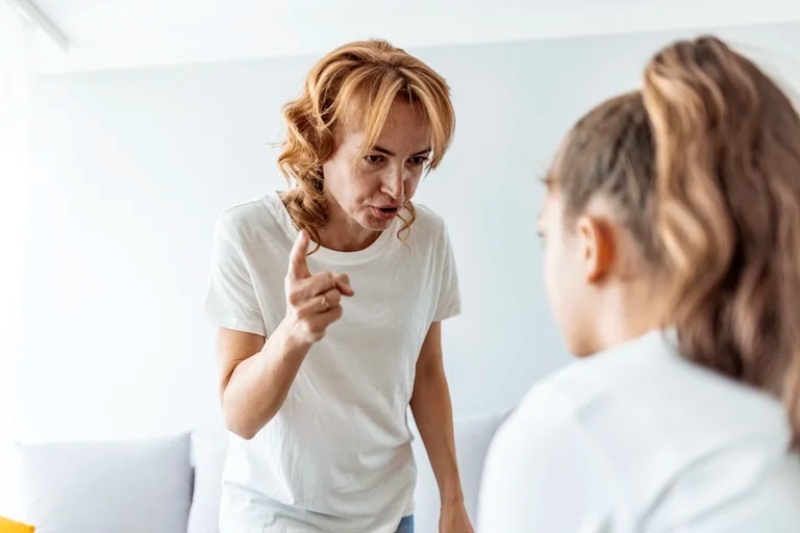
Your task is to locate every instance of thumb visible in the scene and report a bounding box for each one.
[288,230,312,280]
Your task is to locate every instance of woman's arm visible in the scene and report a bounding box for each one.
[215,321,311,440]
[410,322,473,531]
[215,230,353,440]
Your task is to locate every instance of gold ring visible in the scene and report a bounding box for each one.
[319,295,329,311]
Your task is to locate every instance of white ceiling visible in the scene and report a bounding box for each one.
[30,0,800,73]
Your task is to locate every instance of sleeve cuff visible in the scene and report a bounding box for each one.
[433,301,462,322]
[205,312,267,337]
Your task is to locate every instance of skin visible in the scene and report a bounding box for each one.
[537,184,671,357]
[318,98,431,252]
[216,98,473,532]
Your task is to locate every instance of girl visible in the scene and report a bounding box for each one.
[479,36,800,532]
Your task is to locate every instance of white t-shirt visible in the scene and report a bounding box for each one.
[204,193,461,532]
[478,330,800,532]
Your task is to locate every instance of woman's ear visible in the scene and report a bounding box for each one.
[576,215,615,283]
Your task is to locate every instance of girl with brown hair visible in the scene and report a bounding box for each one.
[479,36,800,532]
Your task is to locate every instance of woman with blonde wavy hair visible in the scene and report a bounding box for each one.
[479,36,800,532]
[204,39,472,532]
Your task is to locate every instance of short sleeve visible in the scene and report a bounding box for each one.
[203,215,266,336]
[477,388,616,532]
[433,223,461,322]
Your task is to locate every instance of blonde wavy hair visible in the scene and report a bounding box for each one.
[552,36,800,445]
[277,39,455,250]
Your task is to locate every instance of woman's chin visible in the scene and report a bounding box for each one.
[361,211,397,231]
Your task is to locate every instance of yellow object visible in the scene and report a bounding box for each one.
[0,516,35,532]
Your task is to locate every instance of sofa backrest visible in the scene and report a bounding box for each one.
[13,410,510,533]
[14,433,193,533]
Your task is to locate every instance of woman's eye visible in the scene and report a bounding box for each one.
[410,156,429,166]
[365,155,384,164]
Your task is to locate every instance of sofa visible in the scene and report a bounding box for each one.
[12,411,509,533]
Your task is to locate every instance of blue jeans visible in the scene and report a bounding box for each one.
[396,515,414,533]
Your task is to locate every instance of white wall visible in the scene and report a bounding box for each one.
[0,1,35,514]
[20,22,800,442]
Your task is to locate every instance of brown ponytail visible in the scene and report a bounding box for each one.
[641,37,800,442]
[553,36,800,443]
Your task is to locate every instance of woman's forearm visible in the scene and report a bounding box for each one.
[222,318,312,439]
[410,368,465,506]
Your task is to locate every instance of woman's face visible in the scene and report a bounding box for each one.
[321,98,431,232]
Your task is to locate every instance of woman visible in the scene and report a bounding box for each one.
[478,36,800,531]
[204,39,473,532]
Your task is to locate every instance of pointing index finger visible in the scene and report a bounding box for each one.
[288,230,312,280]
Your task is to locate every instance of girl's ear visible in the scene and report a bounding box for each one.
[576,215,615,283]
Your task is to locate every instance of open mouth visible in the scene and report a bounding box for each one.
[371,206,400,219]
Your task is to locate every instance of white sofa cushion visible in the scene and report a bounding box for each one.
[188,428,229,533]
[412,410,511,533]
[15,433,192,533]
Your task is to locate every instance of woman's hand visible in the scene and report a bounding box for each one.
[284,230,354,344]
